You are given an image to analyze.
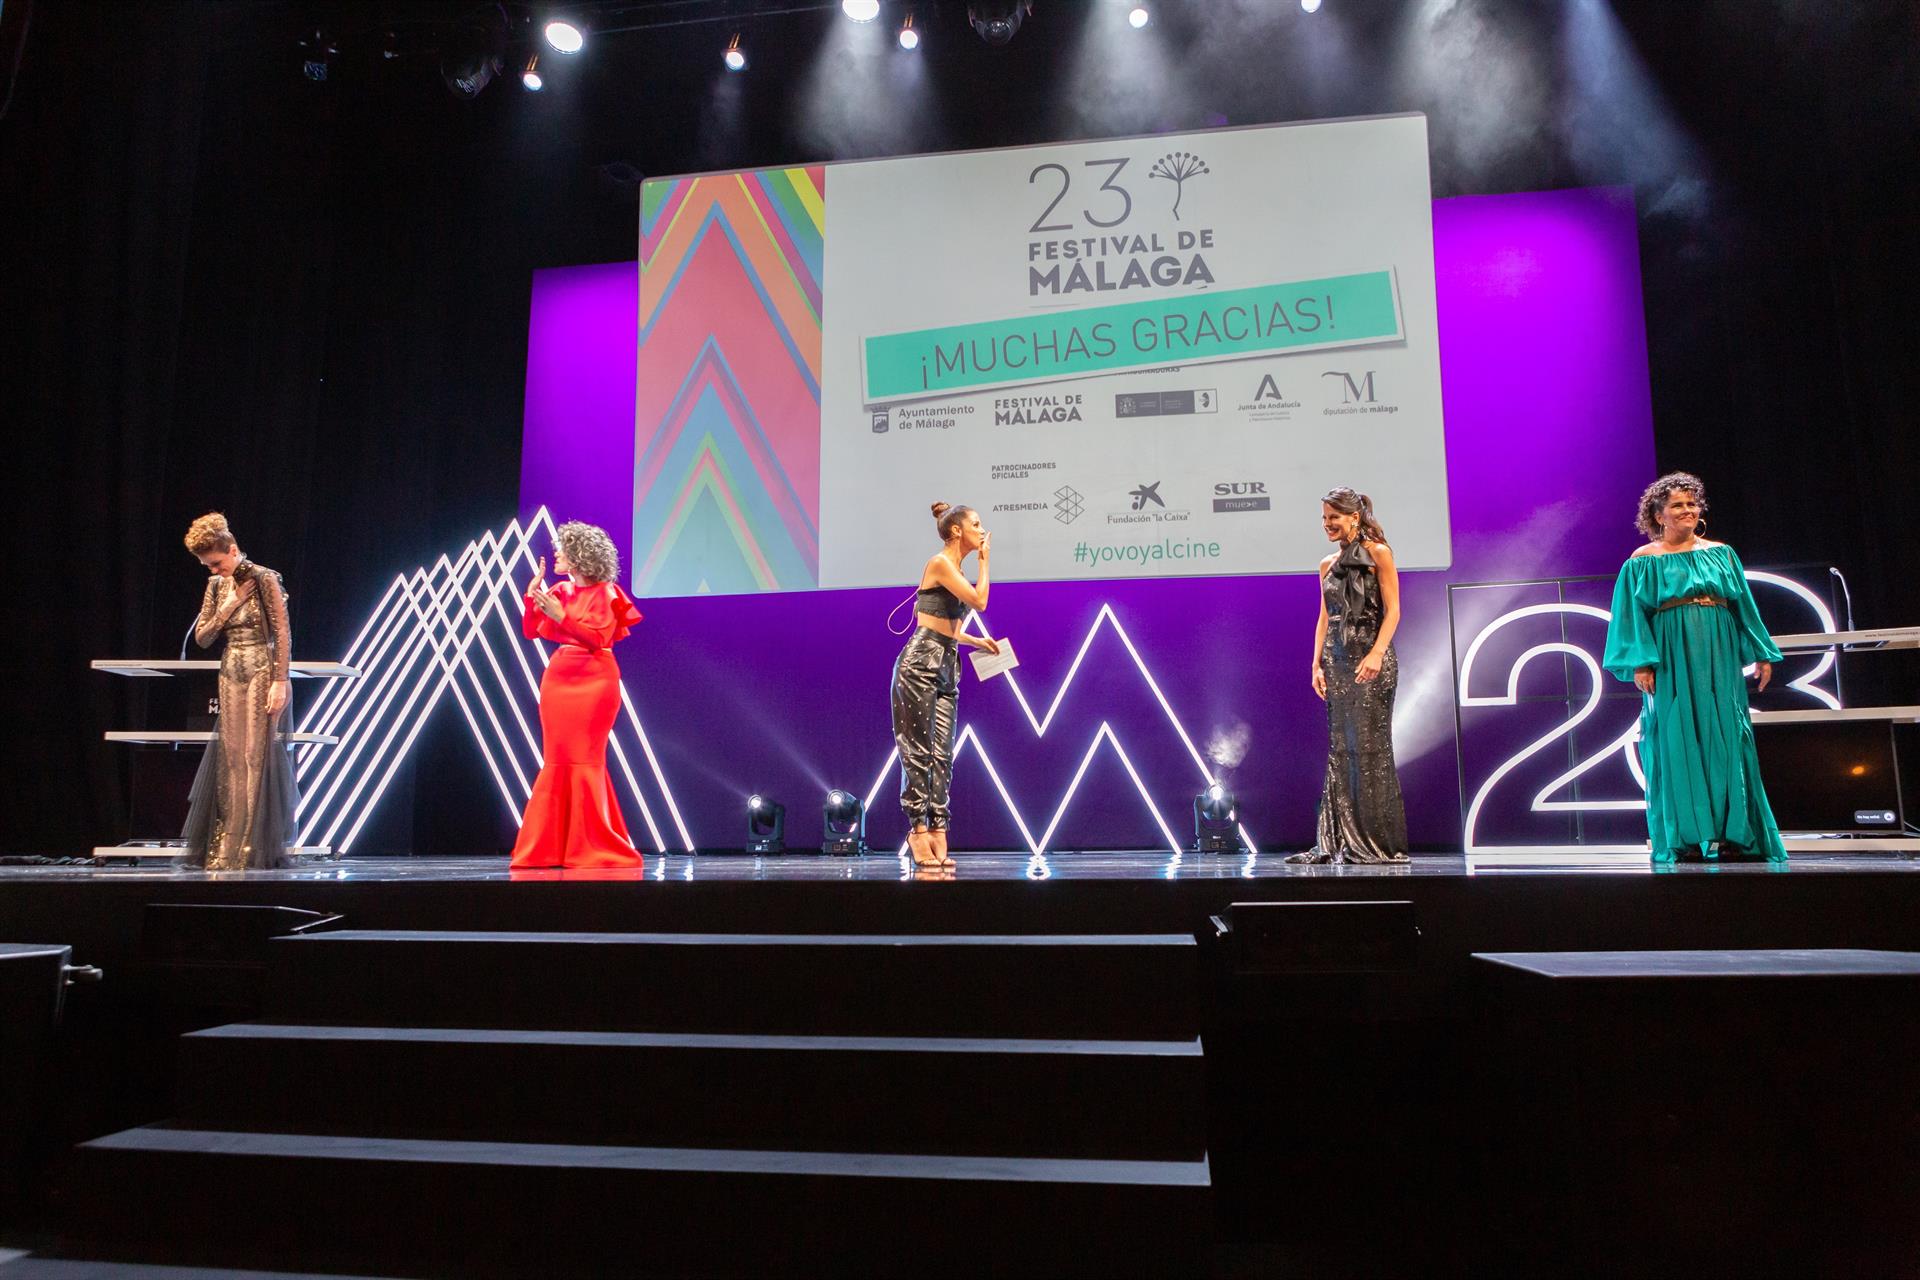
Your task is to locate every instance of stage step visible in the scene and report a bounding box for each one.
[0,1259,398,1279]
[175,1022,1206,1159]
[74,1126,1210,1278]
[264,929,1200,1039]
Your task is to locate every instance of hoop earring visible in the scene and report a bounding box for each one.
[1693,518,1706,536]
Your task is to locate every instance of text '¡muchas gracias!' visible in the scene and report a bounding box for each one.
[860,270,1402,404]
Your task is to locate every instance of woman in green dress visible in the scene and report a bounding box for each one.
[1602,472,1786,863]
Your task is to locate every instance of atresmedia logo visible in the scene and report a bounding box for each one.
[1212,481,1270,513]
[1054,485,1085,524]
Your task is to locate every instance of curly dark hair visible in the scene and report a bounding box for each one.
[554,521,620,584]
[1634,471,1708,539]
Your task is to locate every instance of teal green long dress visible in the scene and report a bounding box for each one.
[1602,544,1787,862]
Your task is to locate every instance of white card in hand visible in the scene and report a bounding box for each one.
[968,638,1018,681]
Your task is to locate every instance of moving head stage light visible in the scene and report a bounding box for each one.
[1192,783,1245,854]
[968,1,1033,46]
[822,790,867,856]
[747,795,786,855]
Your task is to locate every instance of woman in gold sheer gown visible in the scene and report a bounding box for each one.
[180,512,298,870]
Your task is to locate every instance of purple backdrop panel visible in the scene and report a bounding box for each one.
[520,261,639,569]
[520,186,1657,851]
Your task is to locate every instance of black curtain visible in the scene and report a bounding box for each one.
[1,0,1914,855]
[0,0,632,855]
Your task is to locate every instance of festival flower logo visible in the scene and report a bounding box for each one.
[1147,151,1211,220]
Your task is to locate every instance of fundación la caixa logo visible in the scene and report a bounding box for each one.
[1128,480,1166,511]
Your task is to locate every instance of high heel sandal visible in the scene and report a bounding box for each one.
[908,829,943,870]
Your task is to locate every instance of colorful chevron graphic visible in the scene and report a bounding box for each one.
[635,167,825,595]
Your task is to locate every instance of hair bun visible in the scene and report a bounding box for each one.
[930,502,951,520]
[183,511,236,554]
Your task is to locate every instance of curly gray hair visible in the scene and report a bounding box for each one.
[554,521,620,584]
[1634,471,1708,539]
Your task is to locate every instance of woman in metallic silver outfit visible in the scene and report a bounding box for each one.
[179,512,298,870]
[891,502,1000,870]
[1288,487,1410,865]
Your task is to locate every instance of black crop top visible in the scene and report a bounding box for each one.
[916,583,968,621]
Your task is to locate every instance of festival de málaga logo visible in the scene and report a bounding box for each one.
[1147,152,1211,221]
[1026,150,1217,297]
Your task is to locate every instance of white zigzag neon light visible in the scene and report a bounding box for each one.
[293,508,694,855]
[295,518,1263,857]
[861,604,1260,856]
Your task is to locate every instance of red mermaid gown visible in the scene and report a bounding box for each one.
[509,580,646,869]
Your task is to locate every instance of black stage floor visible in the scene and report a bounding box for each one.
[7,850,1918,1002]
[5,848,1915,882]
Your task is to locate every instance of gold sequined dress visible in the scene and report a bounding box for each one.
[181,563,298,869]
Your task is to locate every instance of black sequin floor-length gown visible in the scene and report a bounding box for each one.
[1308,540,1409,863]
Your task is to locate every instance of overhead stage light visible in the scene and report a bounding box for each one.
[1192,783,1245,853]
[1129,6,1151,28]
[724,32,747,71]
[968,1,1033,46]
[747,795,787,854]
[899,13,920,49]
[842,0,881,20]
[544,19,586,54]
[441,12,507,99]
[298,29,339,82]
[520,53,543,91]
[1301,0,1322,12]
[822,789,868,856]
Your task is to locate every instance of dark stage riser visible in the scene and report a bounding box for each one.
[8,858,1920,1278]
[71,928,1212,1278]
[6,859,1920,1020]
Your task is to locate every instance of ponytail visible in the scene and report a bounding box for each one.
[1322,486,1387,546]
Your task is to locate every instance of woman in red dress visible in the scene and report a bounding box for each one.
[511,521,645,869]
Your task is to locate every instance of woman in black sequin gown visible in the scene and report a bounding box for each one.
[1288,488,1410,864]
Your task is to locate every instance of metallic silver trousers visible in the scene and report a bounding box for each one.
[891,627,959,830]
